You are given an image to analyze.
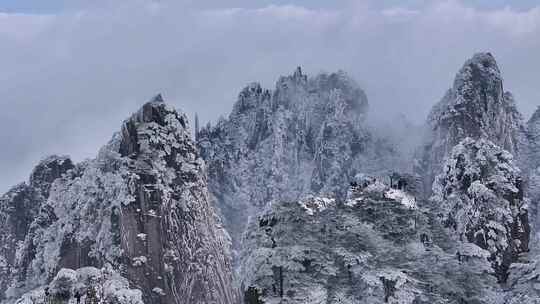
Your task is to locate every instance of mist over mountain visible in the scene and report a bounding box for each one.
[2,52,540,304]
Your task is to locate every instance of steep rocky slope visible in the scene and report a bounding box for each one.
[198,68,404,252]
[416,53,526,197]
[0,96,236,304]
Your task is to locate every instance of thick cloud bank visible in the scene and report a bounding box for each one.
[1,0,540,192]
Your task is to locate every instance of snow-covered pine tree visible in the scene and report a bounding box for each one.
[431,137,529,283]
[240,177,502,304]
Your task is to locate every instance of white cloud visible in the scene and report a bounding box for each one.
[0,0,540,192]
[483,6,540,36]
[0,12,55,41]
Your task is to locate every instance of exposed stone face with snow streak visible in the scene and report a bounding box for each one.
[0,96,236,304]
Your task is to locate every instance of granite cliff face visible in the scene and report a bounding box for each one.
[417,53,526,197]
[0,96,236,304]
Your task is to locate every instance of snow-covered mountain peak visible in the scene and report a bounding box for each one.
[118,97,191,159]
[428,52,516,126]
[453,52,501,91]
[418,52,526,197]
[198,68,403,255]
[0,98,236,304]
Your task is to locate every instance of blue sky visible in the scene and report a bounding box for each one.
[1,0,540,192]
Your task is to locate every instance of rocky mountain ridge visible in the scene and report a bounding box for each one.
[1,52,540,304]
[198,67,407,253]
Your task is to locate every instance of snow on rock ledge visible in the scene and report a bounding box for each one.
[298,196,336,215]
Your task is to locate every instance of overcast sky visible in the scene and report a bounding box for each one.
[1,0,540,192]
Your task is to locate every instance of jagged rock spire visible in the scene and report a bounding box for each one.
[427,52,522,151]
[417,52,525,197]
